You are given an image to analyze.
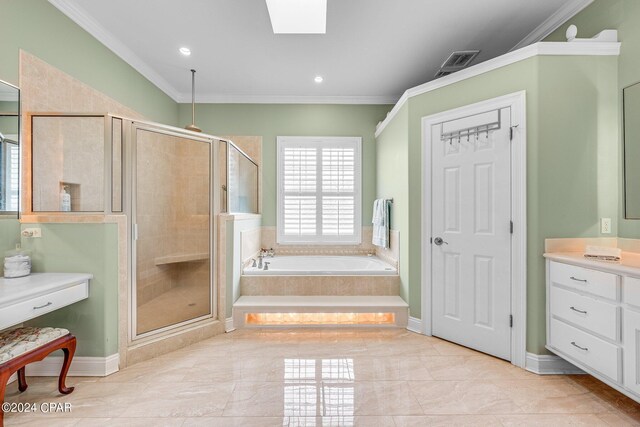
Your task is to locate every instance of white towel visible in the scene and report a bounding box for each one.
[372,199,390,248]
[584,245,622,262]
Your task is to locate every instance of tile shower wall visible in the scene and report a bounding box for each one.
[261,226,378,255]
[31,116,105,212]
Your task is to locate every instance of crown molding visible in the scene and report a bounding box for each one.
[375,40,620,137]
[48,0,181,101]
[510,0,594,51]
[176,93,398,105]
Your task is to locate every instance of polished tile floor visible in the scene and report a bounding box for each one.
[4,328,640,426]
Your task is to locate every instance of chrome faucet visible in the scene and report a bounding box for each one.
[251,258,257,268]
[258,255,264,269]
[264,262,270,271]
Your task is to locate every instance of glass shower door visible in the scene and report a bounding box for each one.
[132,124,213,337]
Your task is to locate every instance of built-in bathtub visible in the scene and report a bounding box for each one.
[243,255,397,276]
[240,255,400,296]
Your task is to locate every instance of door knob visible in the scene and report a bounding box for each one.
[434,237,448,246]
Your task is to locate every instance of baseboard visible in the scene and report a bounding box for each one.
[407,316,423,334]
[525,352,585,375]
[25,353,119,377]
[225,317,235,332]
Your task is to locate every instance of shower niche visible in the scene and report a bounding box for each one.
[30,113,223,339]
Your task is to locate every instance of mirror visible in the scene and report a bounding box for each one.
[0,80,19,216]
[624,82,640,219]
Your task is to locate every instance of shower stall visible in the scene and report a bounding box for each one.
[30,114,223,340]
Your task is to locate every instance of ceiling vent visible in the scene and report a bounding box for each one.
[434,70,452,78]
[434,50,480,78]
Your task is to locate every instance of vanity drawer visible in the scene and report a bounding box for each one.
[624,276,640,309]
[0,281,88,330]
[550,285,619,341]
[549,318,620,382]
[550,261,619,300]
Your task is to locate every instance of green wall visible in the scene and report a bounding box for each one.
[379,54,618,354]
[21,224,120,357]
[178,103,392,226]
[0,219,21,276]
[0,0,178,125]
[375,104,409,302]
[547,0,640,238]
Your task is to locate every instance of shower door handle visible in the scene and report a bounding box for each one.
[433,237,448,246]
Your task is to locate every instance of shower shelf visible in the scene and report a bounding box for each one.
[154,252,209,266]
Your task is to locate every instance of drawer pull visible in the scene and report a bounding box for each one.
[33,302,52,310]
[571,341,588,351]
[570,276,588,283]
[570,306,588,314]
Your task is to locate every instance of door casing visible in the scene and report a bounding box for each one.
[420,91,527,368]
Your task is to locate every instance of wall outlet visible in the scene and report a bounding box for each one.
[21,228,42,238]
[601,218,612,234]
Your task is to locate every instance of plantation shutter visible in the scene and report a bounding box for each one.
[278,137,361,244]
[282,147,317,236]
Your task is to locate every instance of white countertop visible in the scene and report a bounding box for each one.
[0,272,93,308]
[544,252,640,277]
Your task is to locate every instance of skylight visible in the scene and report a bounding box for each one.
[265,0,327,34]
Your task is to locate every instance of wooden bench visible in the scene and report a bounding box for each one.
[0,327,76,425]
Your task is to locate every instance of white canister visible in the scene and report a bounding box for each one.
[3,244,32,278]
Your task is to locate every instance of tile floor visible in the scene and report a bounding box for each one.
[4,328,640,426]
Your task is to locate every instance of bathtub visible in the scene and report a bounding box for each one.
[243,255,397,276]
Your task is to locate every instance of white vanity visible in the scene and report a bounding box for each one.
[545,252,640,402]
[0,273,92,330]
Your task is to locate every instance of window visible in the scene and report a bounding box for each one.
[277,136,361,244]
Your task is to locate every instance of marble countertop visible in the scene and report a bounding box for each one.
[0,272,93,307]
[544,252,640,277]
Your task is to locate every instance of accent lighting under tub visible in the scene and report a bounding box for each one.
[245,312,396,326]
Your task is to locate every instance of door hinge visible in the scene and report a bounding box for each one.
[510,221,514,234]
[133,224,138,241]
[430,237,433,244]
[510,124,519,141]
[509,314,513,328]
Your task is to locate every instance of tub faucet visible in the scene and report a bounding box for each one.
[251,258,257,268]
[258,255,264,269]
[263,262,270,271]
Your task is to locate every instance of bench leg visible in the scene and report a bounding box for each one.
[0,370,10,426]
[17,367,27,393]
[58,337,76,395]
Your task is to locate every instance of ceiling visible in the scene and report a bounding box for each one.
[50,0,592,104]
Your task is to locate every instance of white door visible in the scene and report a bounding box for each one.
[431,107,512,360]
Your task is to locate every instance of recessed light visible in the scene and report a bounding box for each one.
[266,0,327,34]
[314,76,324,83]
[179,47,191,56]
